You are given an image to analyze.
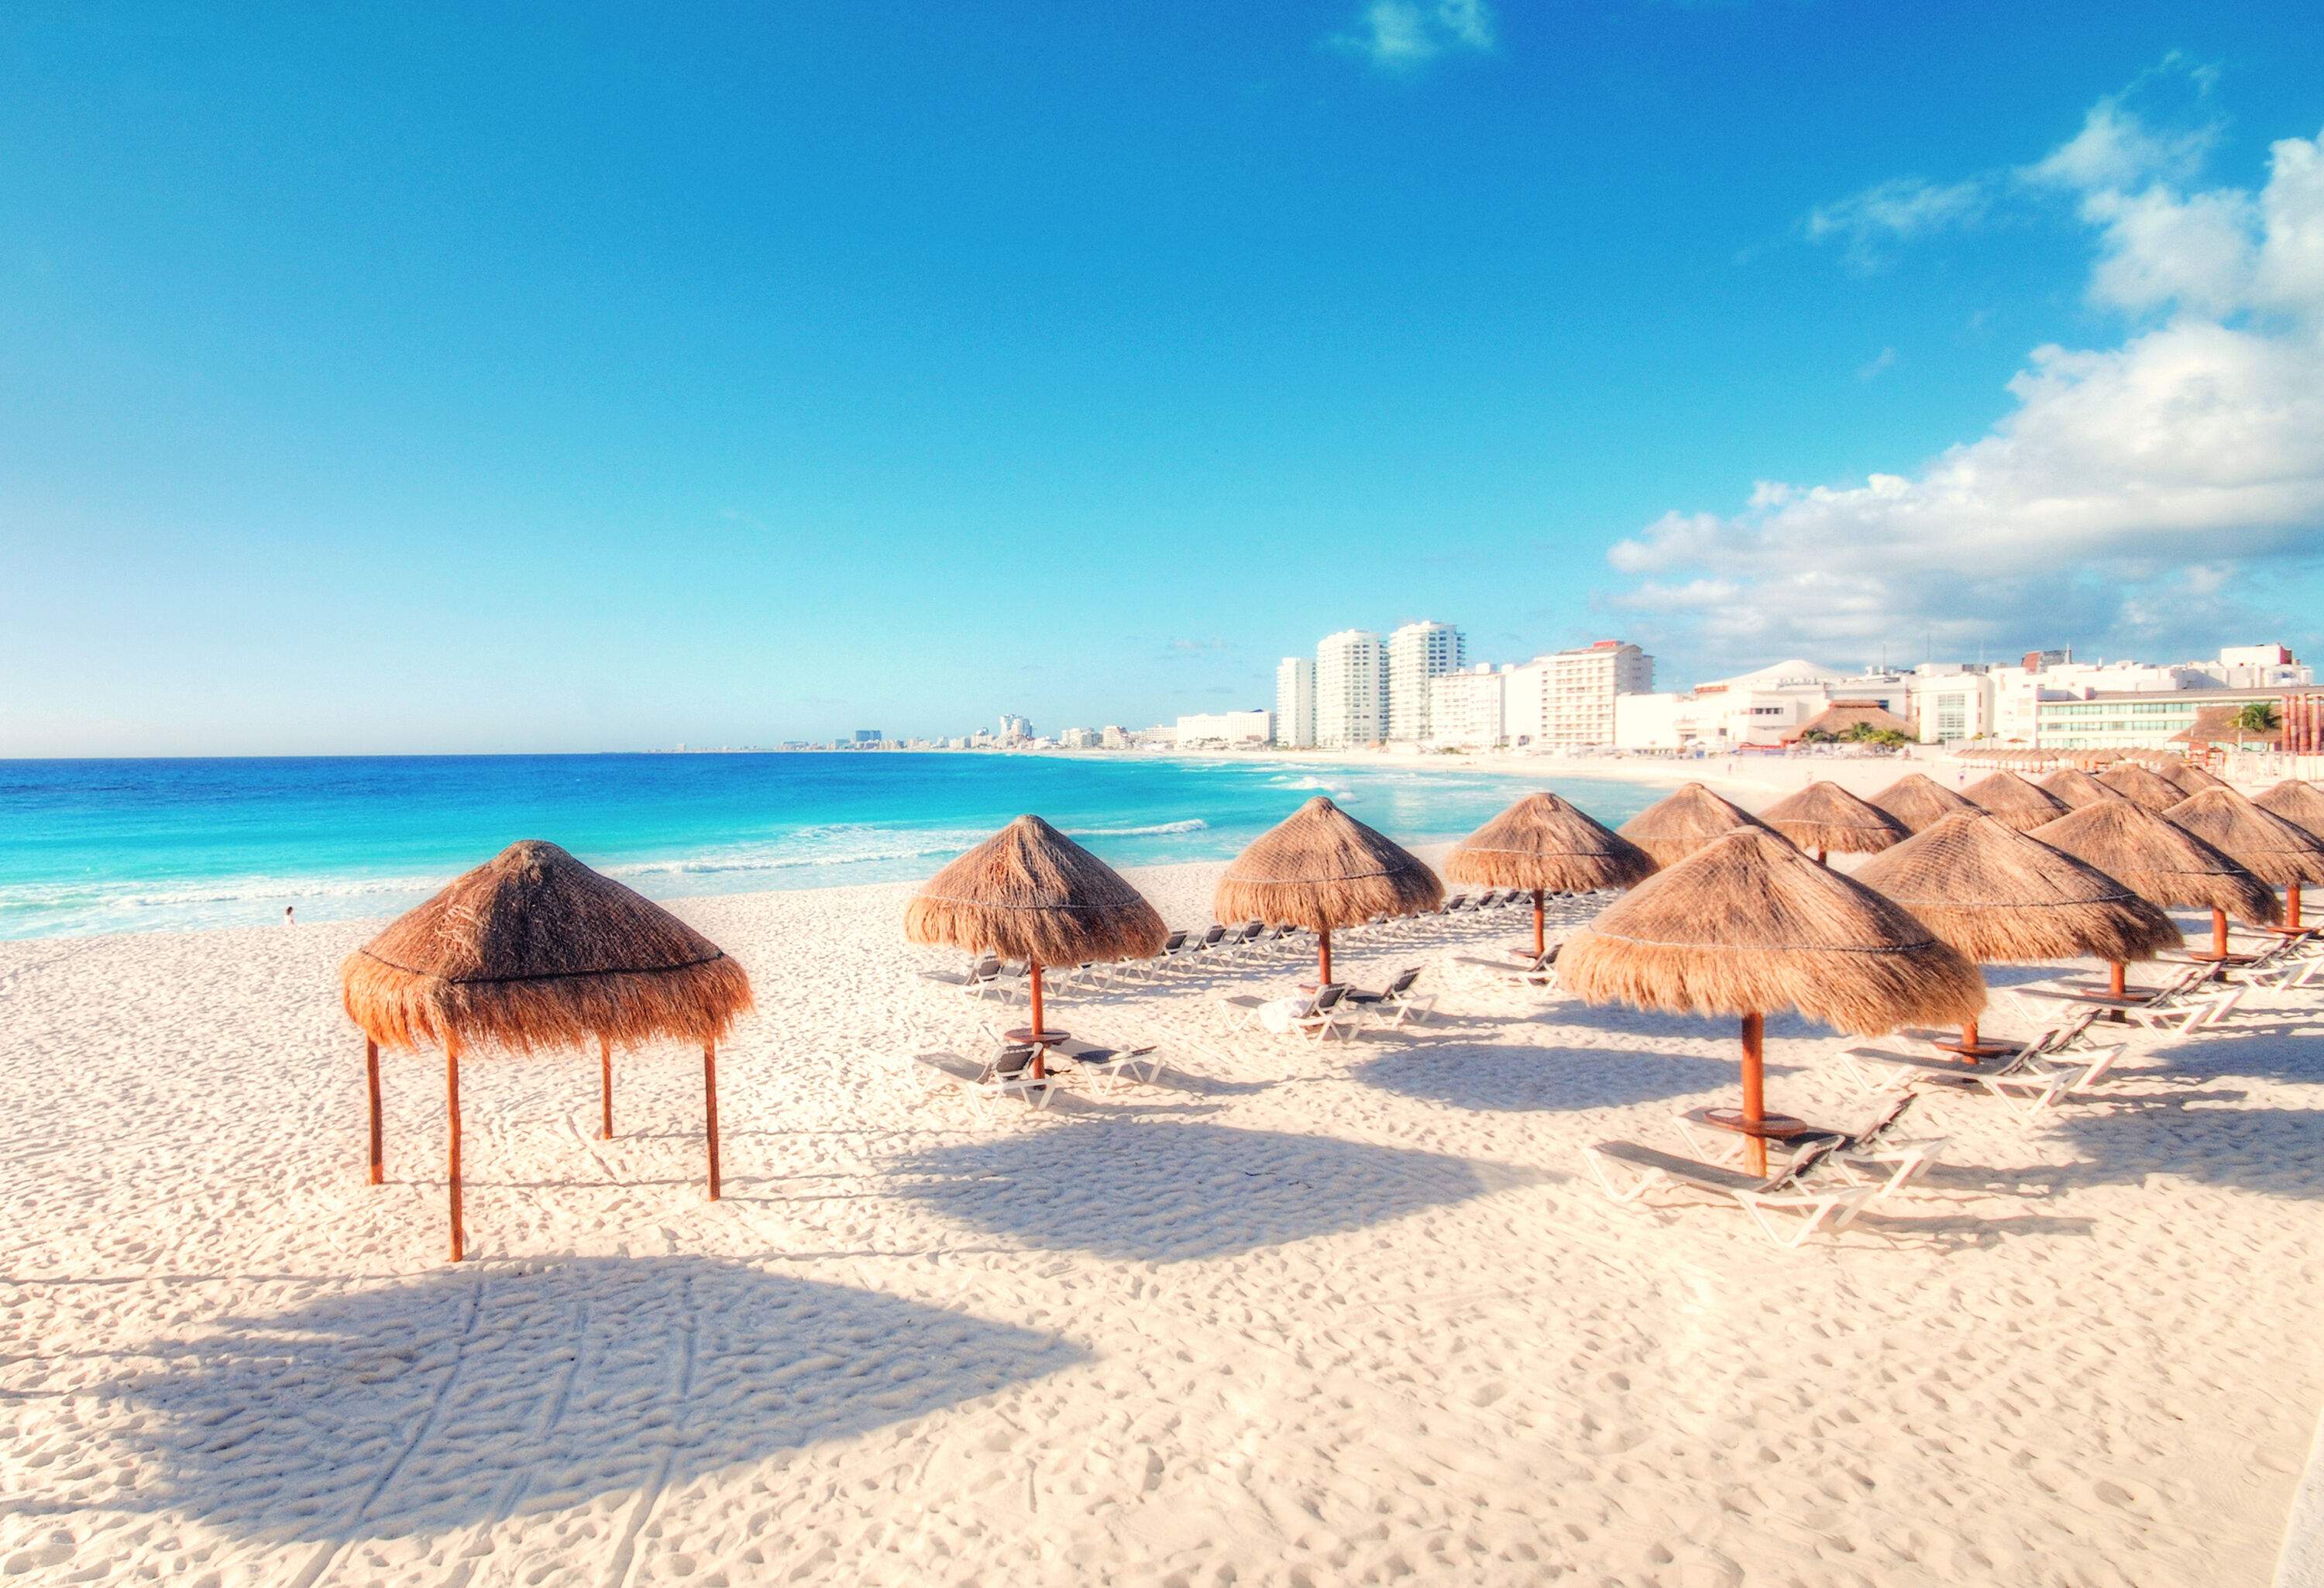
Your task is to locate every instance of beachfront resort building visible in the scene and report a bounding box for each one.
[1315,629,1388,748]
[1504,641,1655,749]
[998,713,1032,744]
[1174,709,1274,748]
[1428,663,1516,749]
[1386,621,1465,742]
[1058,727,1098,748]
[1275,657,1317,748]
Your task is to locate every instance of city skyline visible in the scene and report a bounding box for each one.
[4,7,2321,755]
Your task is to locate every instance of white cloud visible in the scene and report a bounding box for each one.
[1330,0,1497,68]
[1805,177,1986,269]
[1613,107,2324,675]
[1857,346,1899,381]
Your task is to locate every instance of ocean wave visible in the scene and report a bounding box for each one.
[1061,819,1208,837]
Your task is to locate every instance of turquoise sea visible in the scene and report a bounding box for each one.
[0,754,1662,940]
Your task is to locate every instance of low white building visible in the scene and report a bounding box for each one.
[1058,727,1098,749]
[1428,664,1513,748]
[1174,709,1274,747]
[1505,641,1655,749]
[1099,725,1131,749]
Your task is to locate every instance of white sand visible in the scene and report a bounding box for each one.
[4,856,2322,1586]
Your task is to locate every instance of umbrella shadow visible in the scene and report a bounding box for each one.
[895,1121,1523,1261]
[1350,1043,1731,1113]
[73,1255,1087,1545]
[2052,1099,2324,1200]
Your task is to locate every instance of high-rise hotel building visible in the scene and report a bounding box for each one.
[1386,621,1464,742]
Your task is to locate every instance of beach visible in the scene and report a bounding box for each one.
[4,851,2321,1586]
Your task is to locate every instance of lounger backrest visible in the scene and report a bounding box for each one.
[972,954,1000,977]
[1162,930,1187,951]
[1201,925,1226,947]
[1386,968,1420,996]
[1858,1091,1919,1147]
[992,1046,1037,1078]
[1772,1136,1841,1188]
[1314,984,1347,1011]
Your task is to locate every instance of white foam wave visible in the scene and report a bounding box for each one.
[1061,819,1208,837]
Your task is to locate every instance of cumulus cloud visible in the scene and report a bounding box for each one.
[1330,0,1497,68]
[1614,83,2324,675]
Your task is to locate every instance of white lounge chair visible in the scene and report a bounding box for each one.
[1345,967,1435,1027]
[1582,1139,1873,1248]
[1057,1040,1161,1093]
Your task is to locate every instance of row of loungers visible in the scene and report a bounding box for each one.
[1583,926,2324,1246]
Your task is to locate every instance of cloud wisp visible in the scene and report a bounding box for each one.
[1329,0,1497,70]
[1614,66,2324,675]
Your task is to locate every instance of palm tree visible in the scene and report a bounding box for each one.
[2235,701,2282,734]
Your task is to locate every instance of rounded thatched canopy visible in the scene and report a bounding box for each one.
[342,840,755,1056]
[2040,767,2116,809]
[2163,788,2324,888]
[1558,827,1985,1036]
[1961,771,2071,833]
[1445,792,1659,894]
[2159,760,2228,796]
[1853,812,2179,965]
[1614,782,1769,868]
[1215,796,1442,931]
[1868,772,1976,834]
[2030,799,2281,923]
[1757,781,1908,855]
[906,815,1168,966]
[2099,762,2186,812]
[2255,779,2324,838]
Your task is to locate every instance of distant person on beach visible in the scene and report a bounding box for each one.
[284,906,295,926]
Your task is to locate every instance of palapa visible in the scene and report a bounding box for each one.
[2031,797,2281,964]
[2255,779,2324,929]
[907,815,1167,1047]
[1215,796,1442,985]
[2158,759,2229,795]
[1961,771,2071,833]
[2099,762,2186,812]
[1868,772,1975,834]
[1757,781,1907,863]
[2040,767,2116,809]
[2165,786,2324,939]
[342,840,754,1261]
[1446,792,1659,957]
[1855,812,2178,1057]
[1614,782,1769,869]
[1560,827,1983,1173]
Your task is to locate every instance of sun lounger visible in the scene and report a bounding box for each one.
[1345,966,1435,1026]
[1838,1042,2124,1119]
[1054,1040,1161,1092]
[1452,945,1558,988]
[1582,1139,1872,1248]
[915,1046,1057,1110]
[1676,1094,1948,1200]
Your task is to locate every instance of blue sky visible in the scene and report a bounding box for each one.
[3,2,2320,754]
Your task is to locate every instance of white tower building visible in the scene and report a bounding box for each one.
[1315,630,1387,748]
[1386,621,1465,742]
[1275,656,1317,748]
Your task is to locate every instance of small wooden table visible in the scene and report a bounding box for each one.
[1691,1107,1815,1140]
[1005,1028,1070,1079]
[1927,1035,2013,1062]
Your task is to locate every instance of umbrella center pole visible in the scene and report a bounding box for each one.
[1740,1012,1767,1178]
[445,1039,465,1264]
[2212,906,2229,960]
[1533,891,1545,961]
[600,1036,614,1139]
[1029,961,1047,1078]
[2291,882,2304,930]
[703,1041,721,1201]
[365,1039,383,1186]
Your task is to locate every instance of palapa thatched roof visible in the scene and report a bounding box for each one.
[1558,827,1984,1036]
[1445,792,1659,894]
[1214,796,1442,931]
[2098,762,2187,812]
[2255,779,2324,839]
[1868,772,1976,834]
[342,840,755,1055]
[1791,701,1914,741]
[2157,758,2229,795]
[1614,782,1770,868]
[1853,811,2179,964]
[2040,766,2116,809]
[2162,788,2324,888]
[1757,781,1909,854]
[906,815,1168,966]
[1961,770,2071,833]
[2030,799,2281,923]
[2173,706,2286,752]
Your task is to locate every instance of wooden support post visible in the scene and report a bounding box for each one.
[1028,961,1047,1078]
[2212,906,2229,960]
[445,1039,465,1263]
[1740,1012,1768,1178]
[2110,961,2126,999]
[1318,927,1332,987]
[2291,883,2304,932]
[1532,890,1545,961]
[703,1041,721,1201]
[366,1038,383,1186]
[600,1036,614,1139]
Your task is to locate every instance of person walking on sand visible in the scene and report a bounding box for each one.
[284,906,295,926]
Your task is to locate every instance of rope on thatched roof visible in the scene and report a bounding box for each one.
[1446,792,1658,892]
[342,840,755,1055]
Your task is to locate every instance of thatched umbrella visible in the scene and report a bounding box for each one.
[1215,796,1442,985]
[1757,781,1907,864]
[906,815,1167,1064]
[1868,772,1975,834]
[342,840,754,1263]
[1855,812,2178,1057]
[1560,827,1983,1174]
[2030,799,2280,977]
[2040,766,2116,809]
[1446,792,1659,959]
[2099,762,2185,812]
[2255,780,2324,928]
[1615,782,1769,869]
[2159,759,2228,796]
[1961,771,2071,834]
[2164,788,2324,944]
